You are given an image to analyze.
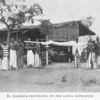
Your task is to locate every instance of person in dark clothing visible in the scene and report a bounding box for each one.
[0,44,3,59]
[40,43,46,68]
[0,44,3,70]
[17,39,24,69]
[86,39,97,69]
[95,36,100,68]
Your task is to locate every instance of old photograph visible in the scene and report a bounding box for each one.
[0,0,100,93]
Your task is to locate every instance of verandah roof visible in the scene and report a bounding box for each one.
[0,20,96,42]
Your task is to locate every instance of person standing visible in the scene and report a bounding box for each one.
[87,39,97,69]
[0,44,3,70]
[73,38,81,68]
[17,39,24,69]
[34,39,41,68]
[40,43,46,68]
[95,36,100,68]
[2,42,9,71]
[9,38,17,70]
[26,38,34,68]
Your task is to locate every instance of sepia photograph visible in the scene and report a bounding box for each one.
[0,0,100,95]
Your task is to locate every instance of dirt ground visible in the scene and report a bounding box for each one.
[0,62,100,92]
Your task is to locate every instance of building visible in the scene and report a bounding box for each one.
[0,20,95,63]
[48,21,95,41]
[0,20,95,43]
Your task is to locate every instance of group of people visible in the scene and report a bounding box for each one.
[1,36,100,71]
[74,36,100,69]
[0,38,46,71]
[26,38,46,68]
[86,37,100,69]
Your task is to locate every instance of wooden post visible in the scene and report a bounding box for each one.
[46,35,48,65]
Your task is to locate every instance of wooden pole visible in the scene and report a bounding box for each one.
[46,35,48,65]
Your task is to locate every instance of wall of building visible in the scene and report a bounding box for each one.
[48,22,79,41]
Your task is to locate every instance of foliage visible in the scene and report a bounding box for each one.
[0,0,43,44]
[40,20,52,35]
[0,2,43,30]
[80,16,95,28]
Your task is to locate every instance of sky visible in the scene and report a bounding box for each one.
[1,0,100,37]
[33,0,100,36]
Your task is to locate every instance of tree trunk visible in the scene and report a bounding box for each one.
[7,29,10,69]
[7,29,10,46]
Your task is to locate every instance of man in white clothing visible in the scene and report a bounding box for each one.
[73,38,82,68]
[9,38,17,70]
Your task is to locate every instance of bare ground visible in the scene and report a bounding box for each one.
[0,63,100,92]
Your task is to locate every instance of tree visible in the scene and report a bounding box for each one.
[40,20,52,36]
[80,16,95,28]
[0,1,43,45]
[0,0,6,4]
[40,20,52,65]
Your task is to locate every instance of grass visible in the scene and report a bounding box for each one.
[81,77,97,86]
